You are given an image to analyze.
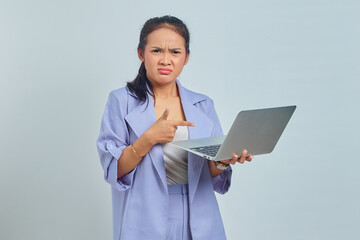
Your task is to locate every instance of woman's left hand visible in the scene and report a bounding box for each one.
[220,149,253,165]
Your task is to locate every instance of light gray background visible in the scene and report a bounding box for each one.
[1,0,359,239]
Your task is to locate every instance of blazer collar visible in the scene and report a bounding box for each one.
[124,80,214,196]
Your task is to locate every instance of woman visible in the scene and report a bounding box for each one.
[97,15,252,240]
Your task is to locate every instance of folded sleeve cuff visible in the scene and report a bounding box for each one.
[212,166,232,194]
[105,140,136,192]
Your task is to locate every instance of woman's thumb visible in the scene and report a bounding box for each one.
[159,108,169,120]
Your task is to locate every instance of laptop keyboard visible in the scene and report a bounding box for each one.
[190,144,221,157]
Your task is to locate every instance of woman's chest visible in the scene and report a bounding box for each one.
[154,97,186,121]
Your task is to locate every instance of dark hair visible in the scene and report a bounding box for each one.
[127,15,190,104]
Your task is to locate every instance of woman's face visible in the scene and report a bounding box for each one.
[138,27,189,87]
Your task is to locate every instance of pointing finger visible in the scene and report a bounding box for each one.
[171,120,195,127]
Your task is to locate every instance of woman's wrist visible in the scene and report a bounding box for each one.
[142,130,157,147]
[214,161,230,170]
[132,131,155,157]
[209,161,225,178]
[129,144,143,158]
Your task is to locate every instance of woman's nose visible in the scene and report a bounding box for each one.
[159,52,171,65]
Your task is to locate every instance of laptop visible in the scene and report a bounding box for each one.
[171,105,296,161]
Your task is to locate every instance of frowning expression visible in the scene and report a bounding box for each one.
[138,28,190,87]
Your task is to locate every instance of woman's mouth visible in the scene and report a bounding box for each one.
[158,68,172,75]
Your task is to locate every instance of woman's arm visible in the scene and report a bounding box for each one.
[117,108,195,178]
[116,131,154,178]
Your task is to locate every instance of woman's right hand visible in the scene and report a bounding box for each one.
[145,108,195,145]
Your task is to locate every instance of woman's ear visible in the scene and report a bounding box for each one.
[138,49,144,62]
[184,51,190,65]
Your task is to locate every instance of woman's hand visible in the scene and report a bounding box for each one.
[145,108,195,145]
[220,149,253,165]
[210,149,253,177]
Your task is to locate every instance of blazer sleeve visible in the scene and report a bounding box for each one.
[96,90,137,192]
[207,98,232,194]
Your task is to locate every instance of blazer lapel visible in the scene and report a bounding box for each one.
[123,81,215,196]
[124,93,168,192]
[177,80,215,203]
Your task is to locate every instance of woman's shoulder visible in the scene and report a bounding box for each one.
[103,87,131,113]
[109,86,129,99]
[108,86,138,104]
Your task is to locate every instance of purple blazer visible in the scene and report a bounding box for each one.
[97,80,232,240]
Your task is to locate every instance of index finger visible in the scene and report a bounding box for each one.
[170,120,195,127]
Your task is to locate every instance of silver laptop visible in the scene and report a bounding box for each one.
[171,105,296,161]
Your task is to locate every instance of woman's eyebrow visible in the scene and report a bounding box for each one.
[150,46,182,51]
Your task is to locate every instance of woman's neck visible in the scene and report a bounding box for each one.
[152,81,179,99]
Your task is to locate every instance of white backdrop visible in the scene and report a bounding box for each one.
[1,0,359,239]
